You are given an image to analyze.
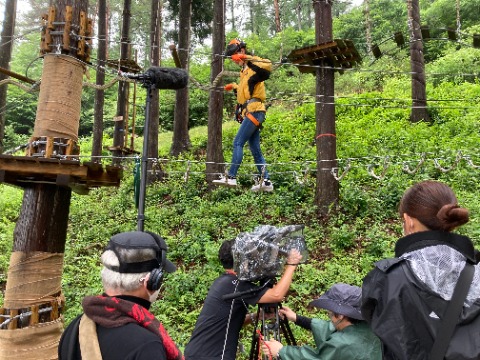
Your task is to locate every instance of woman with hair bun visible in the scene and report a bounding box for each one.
[361,180,480,360]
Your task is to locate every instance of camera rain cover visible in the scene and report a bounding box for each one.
[232,225,308,281]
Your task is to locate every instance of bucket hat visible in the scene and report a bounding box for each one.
[309,283,363,320]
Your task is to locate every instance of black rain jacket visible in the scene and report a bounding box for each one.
[362,231,480,360]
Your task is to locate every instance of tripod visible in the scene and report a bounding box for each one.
[249,303,296,360]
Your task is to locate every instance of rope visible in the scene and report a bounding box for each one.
[256,329,273,360]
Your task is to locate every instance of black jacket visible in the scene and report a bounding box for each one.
[58,295,167,360]
[361,231,480,360]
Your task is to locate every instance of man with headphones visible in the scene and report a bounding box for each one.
[58,231,184,360]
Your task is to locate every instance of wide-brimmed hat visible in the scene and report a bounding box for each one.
[104,231,176,274]
[308,283,363,320]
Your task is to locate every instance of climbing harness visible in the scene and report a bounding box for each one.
[235,98,263,126]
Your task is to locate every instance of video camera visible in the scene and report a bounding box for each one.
[232,225,308,281]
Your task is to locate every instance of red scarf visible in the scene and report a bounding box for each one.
[83,295,184,360]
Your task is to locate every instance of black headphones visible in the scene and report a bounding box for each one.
[144,231,166,291]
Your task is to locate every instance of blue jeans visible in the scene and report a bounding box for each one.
[228,111,269,179]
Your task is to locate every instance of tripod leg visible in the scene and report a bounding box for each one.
[279,317,296,345]
[249,306,262,360]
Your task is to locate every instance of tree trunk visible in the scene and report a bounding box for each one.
[0,0,17,154]
[273,0,281,33]
[230,0,235,31]
[206,0,225,183]
[146,0,162,183]
[13,185,71,254]
[170,0,192,156]
[112,0,132,165]
[1,0,89,357]
[248,0,255,34]
[313,0,338,216]
[408,0,430,123]
[364,0,372,54]
[296,2,302,31]
[92,0,107,160]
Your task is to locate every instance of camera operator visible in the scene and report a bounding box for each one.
[184,239,302,360]
[261,284,381,360]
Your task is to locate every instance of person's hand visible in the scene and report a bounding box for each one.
[224,83,236,91]
[231,53,248,62]
[286,249,302,266]
[279,306,297,322]
[261,340,283,358]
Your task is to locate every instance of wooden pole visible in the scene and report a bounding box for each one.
[313,0,338,215]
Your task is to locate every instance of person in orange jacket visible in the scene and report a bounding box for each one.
[213,38,274,192]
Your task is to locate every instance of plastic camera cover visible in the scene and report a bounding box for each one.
[232,225,308,281]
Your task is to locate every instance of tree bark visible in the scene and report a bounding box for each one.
[146,0,162,183]
[1,0,88,357]
[92,0,107,160]
[313,0,338,216]
[408,0,430,123]
[0,0,17,154]
[364,0,372,54]
[170,0,192,156]
[13,185,71,253]
[112,0,132,164]
[273,0,281,33]
[206,0,225,183]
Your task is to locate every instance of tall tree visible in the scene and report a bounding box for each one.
[313,0,338,215]
[408,0,430,122]
[229,0,236,31]
[0,0,17,154]
[364,0,373,54]
[0,0,89,357]
[92,0,107,160]
[206,0,225,183]
[146,0,162,182]
[166,0,213,44]
[170,0,192,156]
[273,0,281,33]
[112,0,132,164]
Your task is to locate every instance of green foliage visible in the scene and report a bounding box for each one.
[428,47,480,86]
[166,0,214,43]
[4,87,37,136]
[423,0,480,30]
[2,1,480,352]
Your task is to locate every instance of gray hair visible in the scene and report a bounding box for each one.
[101,247,157,292]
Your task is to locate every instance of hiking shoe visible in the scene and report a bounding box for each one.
[251,179,274,192]
[212,175,237,187]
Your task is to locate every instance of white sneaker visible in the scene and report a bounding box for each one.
[212,175,237,187]
[251,179,274,192]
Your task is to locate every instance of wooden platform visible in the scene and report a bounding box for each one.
[287,39,362,74]
[0,155,122,194]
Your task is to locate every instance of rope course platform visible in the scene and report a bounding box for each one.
[286,39,362,74]
[0,155,122,194]
[106,58,142,73]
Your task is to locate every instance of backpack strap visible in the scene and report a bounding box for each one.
[79,314,103,360]
[429,263,475,360]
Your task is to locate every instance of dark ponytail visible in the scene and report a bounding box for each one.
[399,181,469,232]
